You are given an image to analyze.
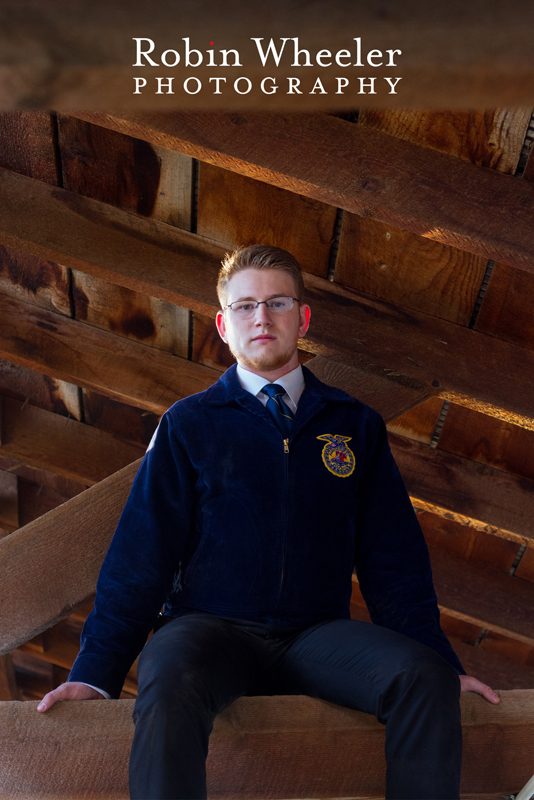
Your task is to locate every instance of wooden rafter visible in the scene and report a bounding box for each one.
[0,173,534,426]
[72,112,534,274]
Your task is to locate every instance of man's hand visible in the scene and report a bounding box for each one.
[460,674,500,703]
[37,682,103,712]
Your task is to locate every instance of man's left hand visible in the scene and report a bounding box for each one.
[460,675,500,703]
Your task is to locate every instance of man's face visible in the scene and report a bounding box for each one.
[216,268,310,378]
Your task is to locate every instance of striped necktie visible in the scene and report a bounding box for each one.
[261,384,294,436]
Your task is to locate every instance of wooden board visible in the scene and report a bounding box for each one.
[0,112,58,184]
[515,546,534,582]
[197,162,335,278]
[0,358,81,420]
[0,294,219,415]
[474,262,534,351]
[72,270,189,356]
[0,244,71,316]
[0,692,532,798]
[438,402,534,481]
[0,469,17,531]
[0,395,144,485]
[358,109,532,174]
[58,114,193,229]
[0,655,19,701]
[389,431,534,545]
[335,215,488,325]
[82,391,160,448]
[387,396,444,444]
[70,112,534,275]
[0,459,139,654]
[3,165,534,425]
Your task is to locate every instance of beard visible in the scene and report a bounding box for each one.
[227,339,297,373]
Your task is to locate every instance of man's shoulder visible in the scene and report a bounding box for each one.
[301,364,382,424]
[164,364,241,422]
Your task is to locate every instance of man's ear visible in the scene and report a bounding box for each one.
[216,310,227,342]
[298,304,311,337]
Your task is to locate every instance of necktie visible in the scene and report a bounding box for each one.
[261,384,294,436]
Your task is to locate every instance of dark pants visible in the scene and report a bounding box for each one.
[130,613,461,800]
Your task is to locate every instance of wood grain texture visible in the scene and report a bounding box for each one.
[2,165,534,424]
[0,294,219,414]
[387,396,444,444]
[358,109,532,174]
[0,692,532,798]
[0,655,19,701]
[0,359,81,419]
[82,391,160,448]
[0,459,139,655]
[197,162,335,278]
[0,244,71,316]
[438,402,534,482]
[390,432,534,545]
[0,112,58,184]
[0,395,144,485]
[0,468,17,531]
[71,112,534,275]
[474,262,534,351]
[72,270,189,357]
[515,546,534,582]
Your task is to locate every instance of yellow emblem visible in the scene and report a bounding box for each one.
[317,434,356,477]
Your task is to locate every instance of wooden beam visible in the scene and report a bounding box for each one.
[389,432,534,545]
[0,294,220,414]
[0,459,139,655]
[0,692,531,798]
[1,172,534,427]
[3,1,534,109]
[72,112,534,276]
[0,395,144,485]
[0,465,17,531]
[0,655,19,701]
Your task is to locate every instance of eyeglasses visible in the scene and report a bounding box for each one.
[224,296,299,318]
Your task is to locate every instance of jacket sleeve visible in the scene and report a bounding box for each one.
[354,411,465,674]
[68,412,196,698]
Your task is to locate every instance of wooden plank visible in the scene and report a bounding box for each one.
[197,162,335,278]
[0,468,17,531]
[0,358,81,420]
[449,637,534,691]
[0,244,71,316]
[82,391,160,448]
[58,114,193,229]
[0,655,19,701]
[387,396,444,444]
[0,294,220,415]
[0,692,532,798]
[71,112,534,275]
[0,459,139,655]
[2,167,534,427]
[418,510,520,574]
[390,432,534,545]
[72,270,189,356]
[429,545,534,647]
[0,112,58,184]
[358,109,532,174]
[0,395,144,485]
[474,262,534,351]
[335,214,488,325]
[515,546,534,582]
[4,1,534,108]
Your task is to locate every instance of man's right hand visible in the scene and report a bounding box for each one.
[37,682,103,712]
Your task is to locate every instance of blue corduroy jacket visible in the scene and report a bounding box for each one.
[69,364,464,697]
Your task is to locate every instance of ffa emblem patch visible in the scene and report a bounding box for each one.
[317,434,356,477]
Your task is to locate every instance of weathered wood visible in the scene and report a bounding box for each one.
[387,396,444,444]
[0,243,71,316]
[0,294,220,414]
[0,655,19,701]
[0,467,17,531]
[4,1,534,109]
[2,171,534,427]
[516,546,534,582]
[0,459,139,655]
[390,431,534,545]
[429,545,534,647]
[358,109,532,174]
[474,262,534,351]
[71,112,534,275]
[197,162,335,278]
[0,358,81,419]
[0,692,532,798]
[0,112,58,184]
[0,395,144,485]
[439,402,534,482]
[335,213,488,325]
[82,391,160,448]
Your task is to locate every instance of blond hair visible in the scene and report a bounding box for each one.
[217,245,304,307]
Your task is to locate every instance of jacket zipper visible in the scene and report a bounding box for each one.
[279,438,290,597]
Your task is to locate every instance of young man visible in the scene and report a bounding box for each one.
[38,245,499,799]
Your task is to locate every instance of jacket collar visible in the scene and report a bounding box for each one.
[199,363,356,407]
